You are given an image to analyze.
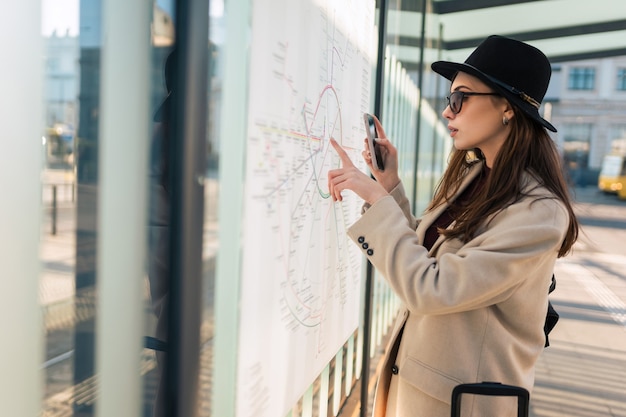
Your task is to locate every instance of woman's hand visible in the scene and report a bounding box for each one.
[328,138,388,205]
[362,115,401,192]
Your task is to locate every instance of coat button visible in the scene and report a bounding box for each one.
[362,242,369,249]
[367,249,374,256]
[358,236,365,243]
[391,365,399,375]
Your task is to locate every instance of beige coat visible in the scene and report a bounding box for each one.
[347,163,569,417]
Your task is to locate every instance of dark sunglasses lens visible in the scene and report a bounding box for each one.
[450,92,462,113]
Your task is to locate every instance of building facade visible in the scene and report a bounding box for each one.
[548,56,626,185]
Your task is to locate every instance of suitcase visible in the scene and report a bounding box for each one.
[451,382,529,417]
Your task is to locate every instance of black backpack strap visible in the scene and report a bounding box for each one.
[544,274,559,347]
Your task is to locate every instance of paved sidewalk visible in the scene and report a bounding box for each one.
[531,188,626,417]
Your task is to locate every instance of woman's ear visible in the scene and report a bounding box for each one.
[503,101,515,122]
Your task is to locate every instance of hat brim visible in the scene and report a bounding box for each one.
[432,61,557,133]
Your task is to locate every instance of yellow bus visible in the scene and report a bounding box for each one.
[598,153,626,200]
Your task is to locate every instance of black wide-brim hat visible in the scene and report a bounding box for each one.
[432,35,557,132]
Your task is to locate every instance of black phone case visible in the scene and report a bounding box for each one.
[450,382,529,417]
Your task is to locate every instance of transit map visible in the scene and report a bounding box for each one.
[236,1,375,416]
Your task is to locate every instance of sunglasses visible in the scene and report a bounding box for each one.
[445,91,500,114]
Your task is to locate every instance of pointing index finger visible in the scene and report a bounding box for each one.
[330,138,355,167]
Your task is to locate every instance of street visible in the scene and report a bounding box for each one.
[532,187,626,417]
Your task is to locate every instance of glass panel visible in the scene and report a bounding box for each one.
[42,0,154,415]
[197,1,225,416]
[383,1,447,213]
[144,1,176,415]
[40,0,89,415]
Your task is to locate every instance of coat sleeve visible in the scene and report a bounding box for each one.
[361,181,419,230]
[347,192,568,315]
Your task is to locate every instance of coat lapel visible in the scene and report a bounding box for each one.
[416,162,484,248]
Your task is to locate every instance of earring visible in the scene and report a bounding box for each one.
[502,116,509,126]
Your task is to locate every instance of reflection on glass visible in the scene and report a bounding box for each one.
[145,3,176,417]
[41,0,222,415]
[197,2,224,416]
[40,1,176,416]
[146,45,175,417]
[40,0,82,416]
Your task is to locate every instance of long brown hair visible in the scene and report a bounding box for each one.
[429,107,579,257]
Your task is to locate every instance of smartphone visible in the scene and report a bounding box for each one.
[363,113,385,171]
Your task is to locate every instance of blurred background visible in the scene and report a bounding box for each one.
[3,1,626,417]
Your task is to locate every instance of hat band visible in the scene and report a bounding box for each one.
[517,91,540,109]
[491,79,541,109]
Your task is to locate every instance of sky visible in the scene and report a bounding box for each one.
[41,0,223,37]
[41,0,79,36]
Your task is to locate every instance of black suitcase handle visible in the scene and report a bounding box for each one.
[451,382,529,417]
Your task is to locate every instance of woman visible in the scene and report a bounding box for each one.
[328,35,579,416]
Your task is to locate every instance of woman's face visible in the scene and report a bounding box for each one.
[442,72,513,167]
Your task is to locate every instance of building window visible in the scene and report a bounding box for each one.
[617,68,626,91]
[46,58,59,72]
[568,67,595,90]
